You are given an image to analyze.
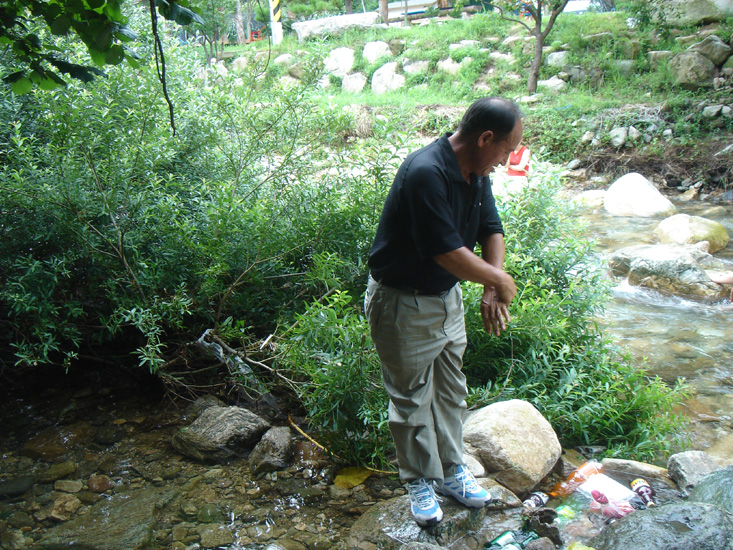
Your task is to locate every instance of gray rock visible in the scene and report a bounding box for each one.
[690,465,733,514]
[291,12,381,41]
[669,51,716,89]
[371,62,405,95]
[37,462,76,483]
[647,50,673,66]
[197,523,235,547]
[249,426,295,476]
[171,406,270,462]
[37,488,180,549]
[654,214,730,253]
[604,172,676,217]
[583,32,614,45]
[610,60,635,77]
[668,450,723,493]
[402,543,445,550]
[546,51,569,68]
[664,0,733,26]
[345,478,520,549]
[525,537,556,550]
[463,400,561,494]
[183,394,226,421]
[607,244,729,300]
[0,476,34,500]
[688,34,733,66]
[342,72,367,93]
[324,47,355,78]
[609,127,628,148]
[590,502,733,550]
[363,41,392,64]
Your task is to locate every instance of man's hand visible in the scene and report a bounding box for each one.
[481,286,512,336]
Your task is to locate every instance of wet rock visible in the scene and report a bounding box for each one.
[345,478,520,549]
[37,461,77,483]
[171,406,270,462]
[93,423,126,445]
[38,487,179,550]
[0,476,34,500]
[87,474,115,493]
[76,490,103,505]
[600,458,670,483]
[49,493,82,521]
[668,450,722,495]
[7,511,35,529]
[0,530,27,550]
[607,244,729,301]
[402,543,445,550]
[184,395,227,422]
[604,173,677,218]
[689,465,733,514]
[196,523,235,547]
[249,426,295,476]
[590,502,733,550]
[654,214,730,253]
[525,537,556,550]
[524,507,563,546]
[54,479,83,493]
[22,422,95,460]
[196,503,224,523]
[463,400,561,494]
[265,540,308,550]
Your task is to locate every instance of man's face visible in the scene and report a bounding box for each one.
[475,120,524,177]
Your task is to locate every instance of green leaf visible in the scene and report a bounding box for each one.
[105,45,124,65]
[115,26,138,42]
[11,77,33,94]
[89,47,106,67]
[38,77,63,90]
[49,15,72,35]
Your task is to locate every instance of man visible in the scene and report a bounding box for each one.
[364,97,521,527]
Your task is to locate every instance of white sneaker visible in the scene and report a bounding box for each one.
[407,478,443,527]
[438,464,492,508]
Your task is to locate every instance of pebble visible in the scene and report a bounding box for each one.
[54,479,83,493]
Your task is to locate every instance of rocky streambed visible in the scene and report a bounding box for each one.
[2,369,733,550]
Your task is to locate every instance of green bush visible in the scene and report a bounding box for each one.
[462,163,688,462]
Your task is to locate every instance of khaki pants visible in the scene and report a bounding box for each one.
[364,275,468,483]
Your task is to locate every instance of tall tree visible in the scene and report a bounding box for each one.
[492,0,571,93]
[379,0,388,24]
[345,0,353,14]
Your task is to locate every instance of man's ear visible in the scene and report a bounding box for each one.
[477,130,494,147]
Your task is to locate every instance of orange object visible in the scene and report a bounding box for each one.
[549,461,603,498]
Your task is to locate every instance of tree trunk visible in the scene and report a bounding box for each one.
[245,0,253,43]
[527,26,543,93]
[235,0,246,45]
[345,0,353,14]
[403,0,409,25]
[379,0,389,24]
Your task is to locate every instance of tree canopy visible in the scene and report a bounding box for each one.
[0,0,202,93]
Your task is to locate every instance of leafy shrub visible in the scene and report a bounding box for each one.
[462,163,688,461]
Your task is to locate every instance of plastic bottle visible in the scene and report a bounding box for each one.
[567,543,597,550]
[522,491,549,508]
[549,461,603,498]
[553,504,578,526]
[630,478,656,507]
[589,490,635,519]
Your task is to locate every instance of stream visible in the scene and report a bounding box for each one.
[0,189,731,550]
[579,194,733,465]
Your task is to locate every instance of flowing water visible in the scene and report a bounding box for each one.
[576,194,733,464]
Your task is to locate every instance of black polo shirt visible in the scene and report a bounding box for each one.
[368,134,504,294]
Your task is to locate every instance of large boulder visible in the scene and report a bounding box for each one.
[248,426,295,476]
[463,400,561,494]
[545,51,569,68]
[38,488,179,550]
[604,173,677,217]
[654,214,730,253]
[663,0,733,27]
[688,34,733,67]
[342,72,367,93]
[291,12,381,41]
[669,451,723,496]
[323,47,355,77]
[363,41,392,64]
[371,62,405,95]
[344,478,521,549]
[590,502,733,550]
[171,406,270,462]
[669,51,717,89]
[607,244,729,300]
[689,465,733,514]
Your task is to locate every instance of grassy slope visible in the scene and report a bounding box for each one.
[234,7,733,188]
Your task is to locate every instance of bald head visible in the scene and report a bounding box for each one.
[456,97,522,141]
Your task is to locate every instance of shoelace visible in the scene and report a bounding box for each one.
[409,481,442,510]
[453,467,481,496]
